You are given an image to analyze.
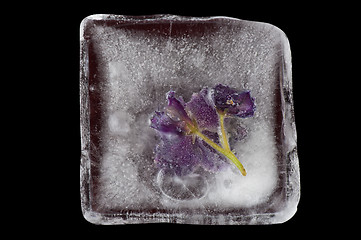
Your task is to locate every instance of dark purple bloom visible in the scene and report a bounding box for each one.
[150,85,255,176]
[151,90,227,176]
[213,84,238,109]
[229,91,256,118]
[213,84,255,118]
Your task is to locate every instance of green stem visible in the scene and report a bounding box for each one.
[218,111,231,151]
[193,130,247,176]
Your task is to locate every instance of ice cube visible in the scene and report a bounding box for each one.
[80,14,300,225]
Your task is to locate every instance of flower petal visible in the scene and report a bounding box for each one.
[213,84,255,118]
[154,130,228,175]
[154,134,202,176]
[228,91,255,118]
[150,111,183,135]
[186,88,219,131]
[166,91,192,124]
[213,84,237,111]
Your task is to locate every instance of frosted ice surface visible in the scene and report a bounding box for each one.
[80,14,300,225]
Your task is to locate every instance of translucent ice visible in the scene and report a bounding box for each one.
[80,14,300,225]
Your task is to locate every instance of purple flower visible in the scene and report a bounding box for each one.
[213,84,255,118]
[150,85,255,176]
[151,91,227,175]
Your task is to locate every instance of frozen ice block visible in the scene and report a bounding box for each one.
[80,14,300,225]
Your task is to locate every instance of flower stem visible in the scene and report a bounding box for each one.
[193,130,247,176]
[218,111,231,151]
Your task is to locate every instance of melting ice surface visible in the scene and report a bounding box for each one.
[80,14,300,224]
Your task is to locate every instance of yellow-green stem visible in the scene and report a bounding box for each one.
[193,130,247,176]
[218,111,231,151]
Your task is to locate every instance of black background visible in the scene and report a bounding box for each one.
[32,1,344,237]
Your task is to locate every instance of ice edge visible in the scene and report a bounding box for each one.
[79,13,285,28]
[275,28,300,224]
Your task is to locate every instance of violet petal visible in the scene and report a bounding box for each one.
[154,134,202,176]
[186,88,219,131]
[213,84,255,118]
[150,111,183,135]
[213,84,237,111]
[154,131,228,175]
[166,91,192,124]
[229,91,256,118]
